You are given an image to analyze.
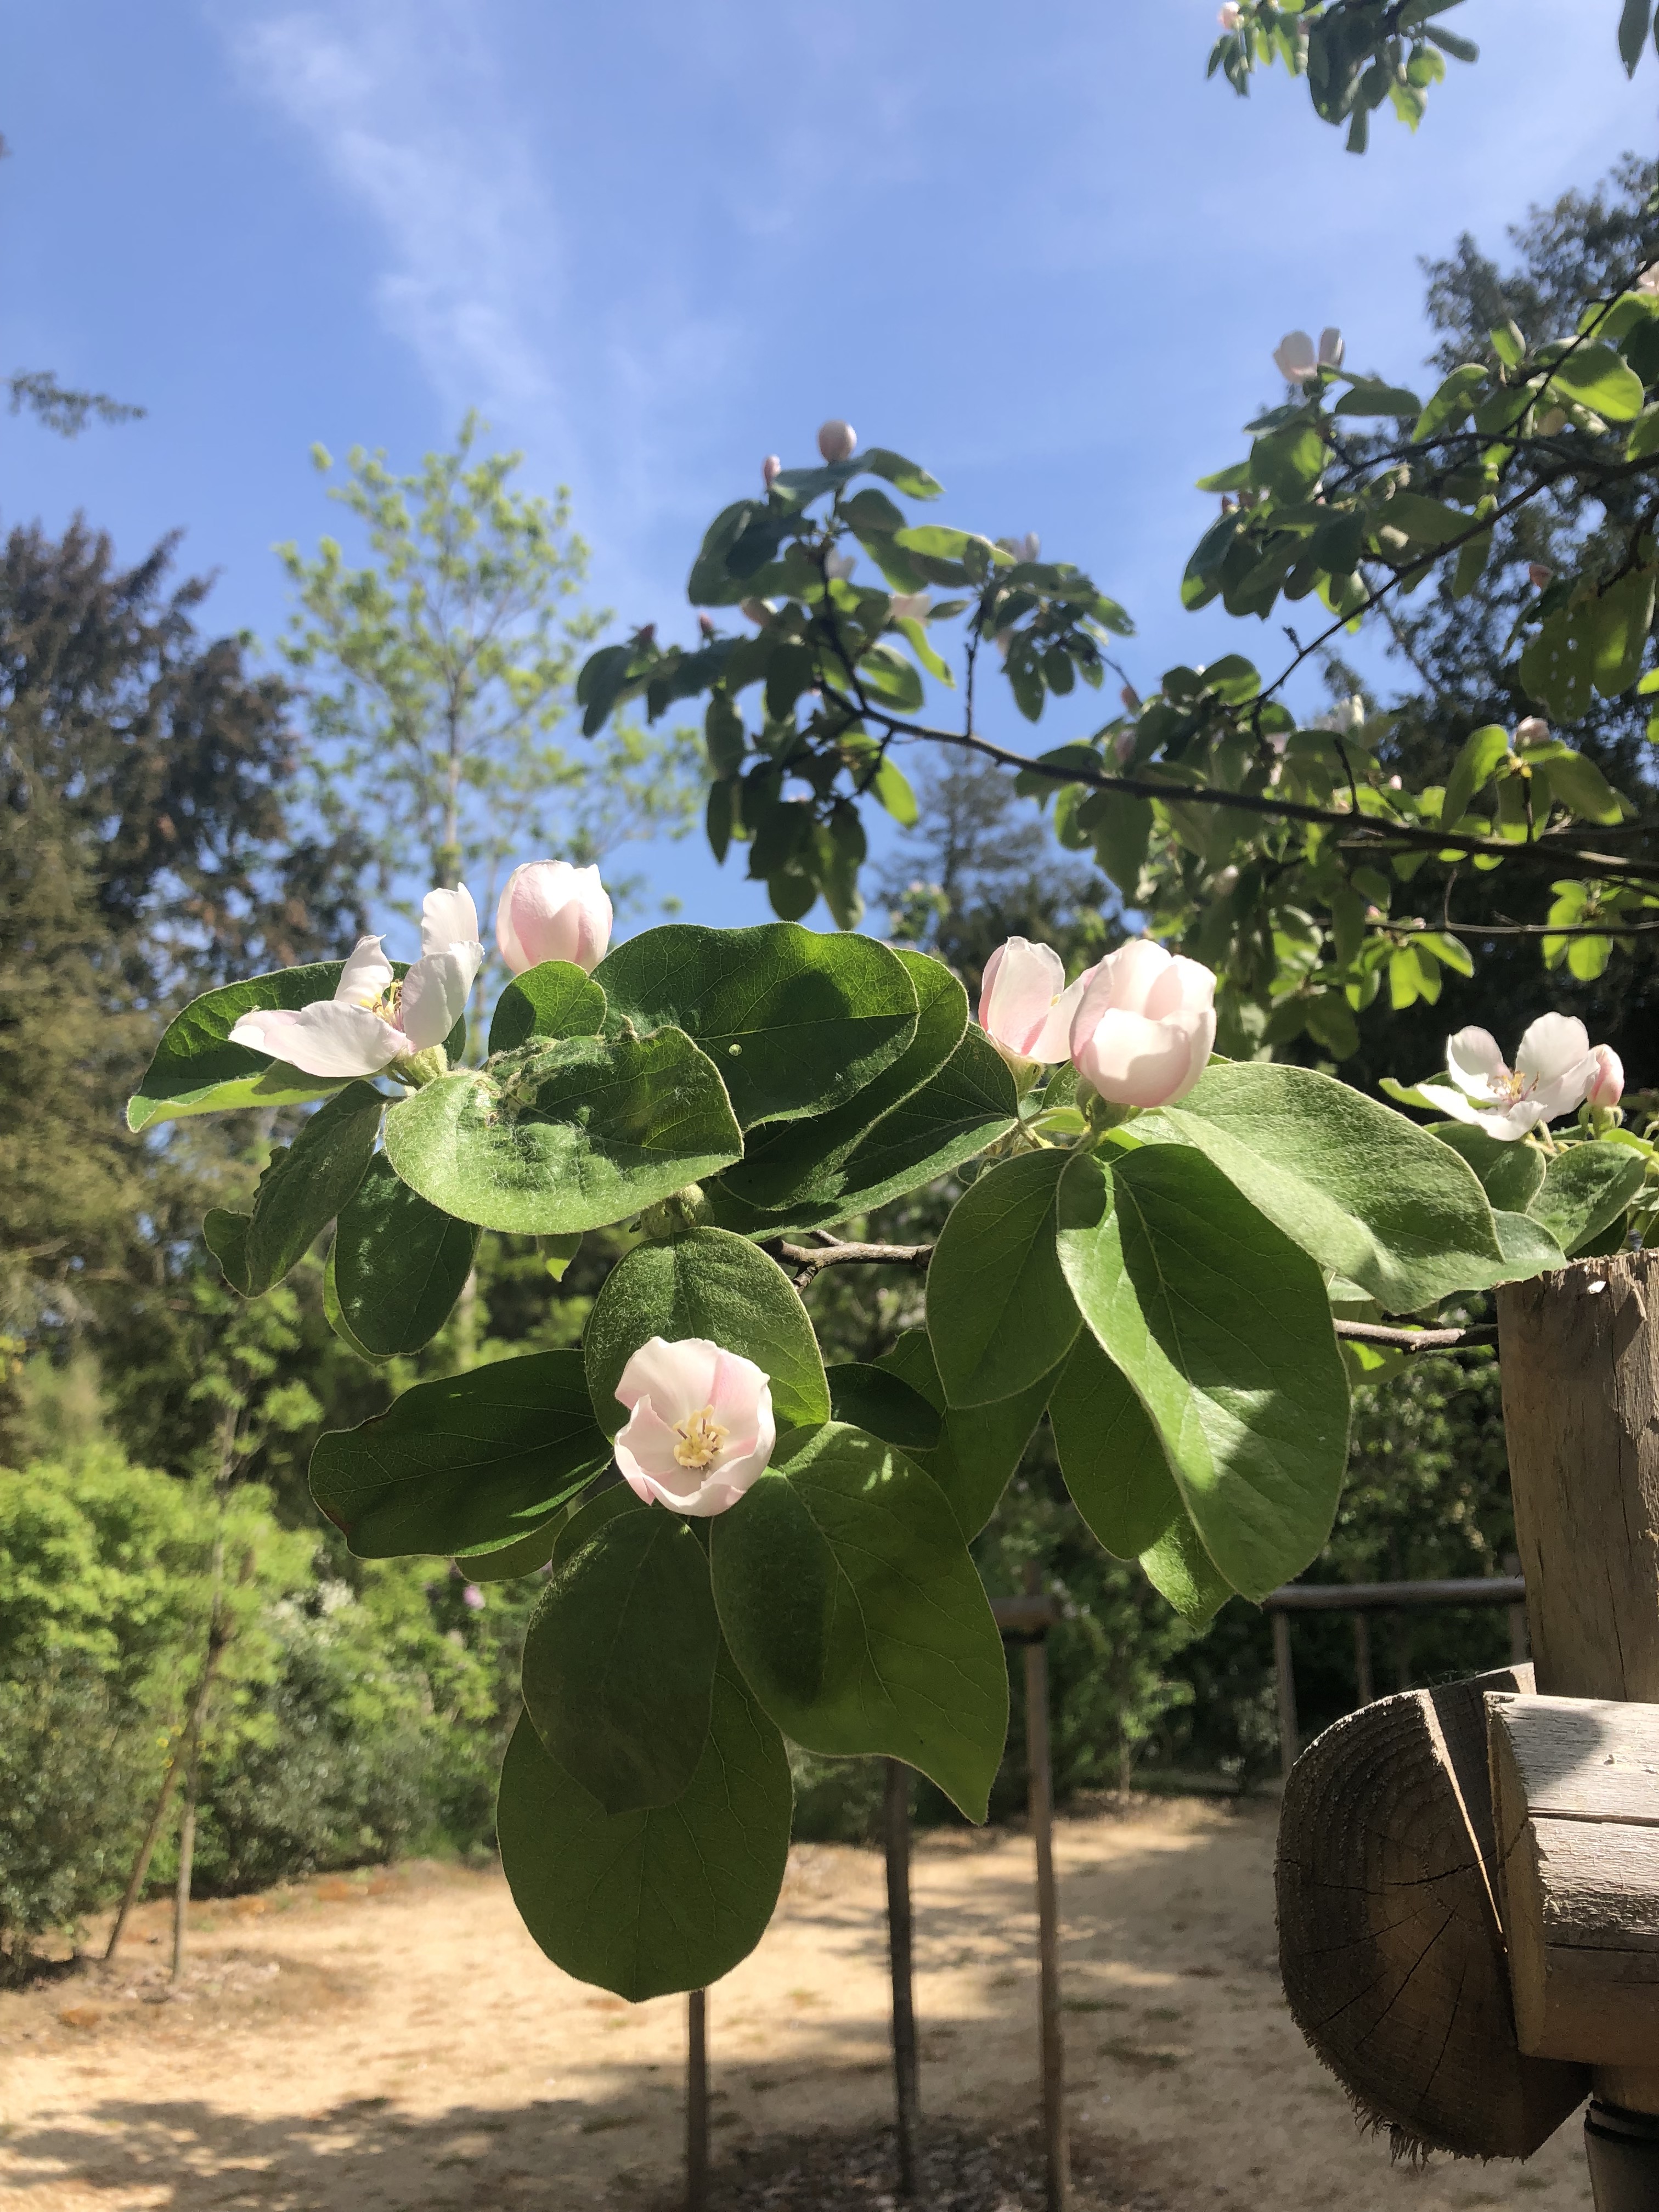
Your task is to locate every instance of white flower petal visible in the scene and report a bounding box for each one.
[1515,1013,1590,1087]
[421,884,481,956]
[980,939,1065,1060]
[399,948,478,1049]
[614,1336,719,1426]
[334,936,394,1007]
[230,1002,403,1079]
[1025,965,1098,1064]
[1417,1083,1543,1142]
[1444,1026,1508,1098]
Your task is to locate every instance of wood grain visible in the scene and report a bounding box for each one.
[1277,1665,1589,2159]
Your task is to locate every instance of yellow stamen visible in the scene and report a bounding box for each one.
[672,1406,728,1471]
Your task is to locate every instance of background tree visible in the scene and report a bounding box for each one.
[276,415,699,932]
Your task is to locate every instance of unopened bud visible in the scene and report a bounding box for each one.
[763,454,782,489]
[632,623,656,647]
[698,613,716,637]
[817,419,856,464]
[1120,684,1141,714]
[1217,2,1242,25]
[740,598,775,627]
[1528,563,1553,590]
[1586,1044,1624,1111]
[1113,728,1136,765]
[1515,715,1550,748]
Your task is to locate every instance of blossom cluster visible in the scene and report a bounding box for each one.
[978,936,1217,1110]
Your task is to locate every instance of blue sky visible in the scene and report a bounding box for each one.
[4,2,1655,935]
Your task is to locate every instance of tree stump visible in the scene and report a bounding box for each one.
[1277,1663,1590,2159]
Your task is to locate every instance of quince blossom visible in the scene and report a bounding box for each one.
[1415,1015,1600,1142]
[1586,1044,1625,1111]
[229,887,483,1081]
[1273,328,1344,384]
[613,1336,775,1517]
[1069,941,1217,1110]
[495,860,613,975]
[817,420,857,463]
[979,938,1099,1067]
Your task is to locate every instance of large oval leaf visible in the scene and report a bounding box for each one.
[496,1651,792,2001]
[382,1028,742,1234]
[710,1422,1008,1820]
[208,1082,386,1297]
[1528,1141,1645,1257]
[522,1502,719,1815]
[330,1154,481,1356]
[583,1228,830,1438]
[308,1348,610,1558]
[720,950,966,1209]
[591,922,918,1129]
[1056,1147,1351,1602]
[875,1327,1056,1539]
[1048,1329,1180,1560]
[128,961,353,1130]
[1154,1061,1508,1311]
[927,1149,1080,1408]
[487,960,606,1056]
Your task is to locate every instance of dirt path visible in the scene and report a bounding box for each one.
[0,1797,1593,2210]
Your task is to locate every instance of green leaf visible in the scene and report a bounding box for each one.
[861,448,944,499]
[1049,1330,1180,1560]
[1425,1122,1546,1214]
[522,1504,720,1814]
[927,1149,1081,1408]
[330,1154,481,1356]
[1538,747,1628,824]
[583,1228,830,1440]
[1155,1062,1508,1310]
[1378,491,1474,549]
[1440,723,1510,826]
[309,1349,610,1559]
[826,1363,941,1454]
[382,1029,742,1235]
[1529,1142,1645,1256]
[1412,363,1488,442]
[704,1026,1019,1240]
[127,961,356,1131]
[496,1652,792,2001]
[1545,342,1646,421]
[1520,604,1598,723]
[1250,421,1327,500]
[1620,0,1653,74]
[1088,791,1154,898]
[203,1209,252,1297]
[1587,571,1656,703]
[232,1082,385,1296]
[1056,1147,1351,1602]
[1140,1512,1234,1626]
[591,923,917,1131]
[463,1514,568,1582]
[1493,1210,1569,1277]
[876,1328,1054,1539]
[872,758,918,827]
[488,962,607,1056]
[721,952,965,1210]
[711,1423,1008,1819]
[1333,382,1423,418]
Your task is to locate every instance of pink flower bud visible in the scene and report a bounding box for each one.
[1069,941,1217,1110]
[1528,563,1553,590]
[979,938,1099,1067]
[1120,684,1141,714]
[1586,1044,1624,1110]
[698,613,716,637]
[1273,331,1319,385]
[461,1584,484,1611]
[817,419,856,464]
[494,860,612,975]
[1515,716,1550,748]
[763,454,782,489]
[613,1337,775,1516]
[1218,2,1242,25]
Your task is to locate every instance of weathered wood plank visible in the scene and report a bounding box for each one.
[1489,1692,1659,1828]
[1277,1664,1589,2159]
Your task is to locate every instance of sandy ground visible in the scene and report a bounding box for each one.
[0,1797,1595,2211]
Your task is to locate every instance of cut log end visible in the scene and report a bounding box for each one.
[1276,1666,1589,2162]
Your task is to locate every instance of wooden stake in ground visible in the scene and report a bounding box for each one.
[1024,1630,1070,2212]
[883,1757,919,2198]
[171,1723,204,1988]
[685,1988,708,2212]
[1498,1250,1659,2195]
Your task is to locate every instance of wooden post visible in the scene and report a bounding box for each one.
[1497,1250,1659,2197]
[170,1727,202,1988]
[1272,1609,1297,1778]
[1352,1610,1374,1708]
[1025,1633,1070,2212]
[686,1989,708,2212]
[883,1758,919,2199]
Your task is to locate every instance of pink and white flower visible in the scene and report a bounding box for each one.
[763,454,782,489]
[1585,1043,1625,1111]
[1068,941,1217,1109]
[1416,1015,1600,1142]
[817,419,857,464]
[1218,3,1242,27]
[613,1337,776,1517]
[228,885,483,1081]
[979,938,1099,1067]
[494,861,613,975]
[1273,328,1343,385]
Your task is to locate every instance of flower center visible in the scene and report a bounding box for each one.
[672,1406,728,1471]
[364,981,405,1027]
[1490,1066,1532,1104]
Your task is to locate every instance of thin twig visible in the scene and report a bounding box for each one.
[774,1238,933,1284]
[1334,1320,1497,1353]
